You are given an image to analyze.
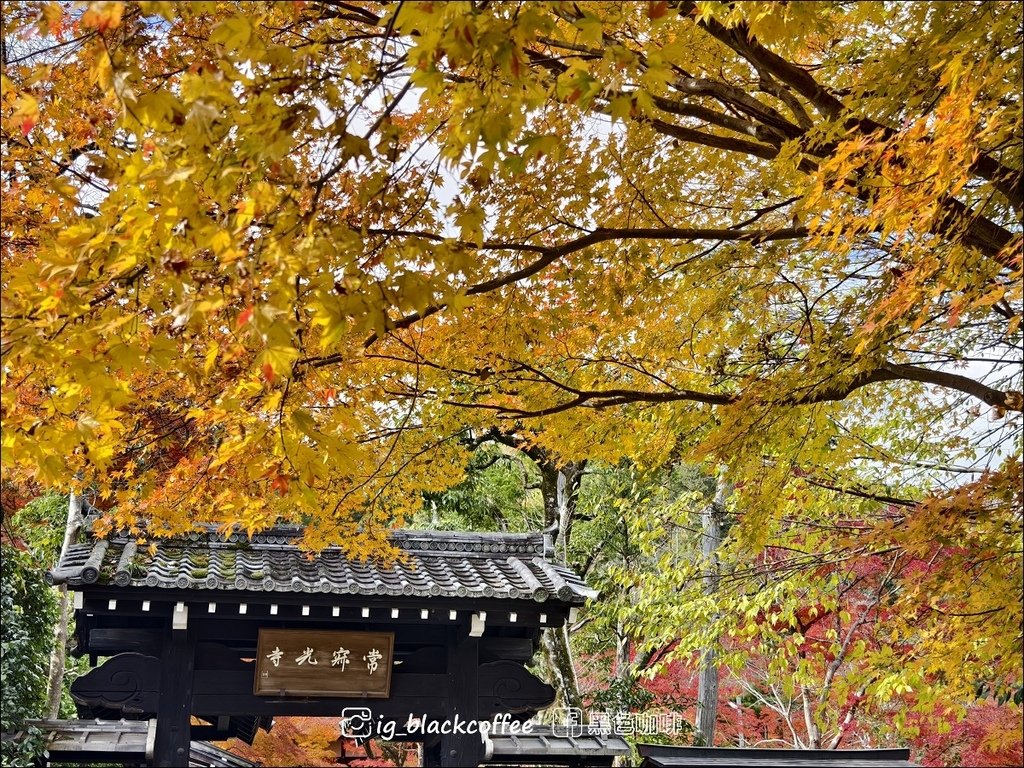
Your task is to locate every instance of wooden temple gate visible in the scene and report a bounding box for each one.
[47,523,600,766]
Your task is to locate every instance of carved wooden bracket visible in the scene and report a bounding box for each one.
[70,653,161,715]
[478,660,555,716]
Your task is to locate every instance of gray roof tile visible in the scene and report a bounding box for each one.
[48,526,596,606]
[636,745,917,767]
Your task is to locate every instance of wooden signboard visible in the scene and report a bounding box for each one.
[254,629,394,698]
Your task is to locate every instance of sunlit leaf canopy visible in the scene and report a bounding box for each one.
[1,0,1021,688]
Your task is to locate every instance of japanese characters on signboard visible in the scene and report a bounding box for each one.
[255,629,394,697]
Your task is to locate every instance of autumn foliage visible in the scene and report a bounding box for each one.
[1,1,1021,761]
[218,716,414,767]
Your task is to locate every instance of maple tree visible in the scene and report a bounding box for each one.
[911,700,1024,768]
[1,0,1021,743]
[567,461,1022,763]
[611,464,1021,737]
[217,716,412,767]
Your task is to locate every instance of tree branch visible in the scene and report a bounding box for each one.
[295,224,810,367]
[678,1,1023,212]
[446,360,1022,418]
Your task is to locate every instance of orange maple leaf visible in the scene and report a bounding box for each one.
[19,114,37,137]
[648,1,669,19]
[270,474,290,494]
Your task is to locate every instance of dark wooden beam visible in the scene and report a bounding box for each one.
[480,637,535,664]
[71,652,555,728]
[187,618,460,644]
[189,694,451,719]
[188,725,234,741]
[87,628,163,656]
[153,625,196,767]
[75,587,573,628]
[191,670,451,718]
[439,633,484,767]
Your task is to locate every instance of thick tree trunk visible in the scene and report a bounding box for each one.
[694,471,730,746]
[543,623,584,713]
[611,620,633,767]
[483,434,588,716]
[802,686,822,749]
[695,649,719,745]
[539,460,559,530]
[46,493,83,718]
[46,590,72,719]
[555,462,584,562]
[535,457,586,713]
[614,620,631,682]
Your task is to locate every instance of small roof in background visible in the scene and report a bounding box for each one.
[636,744,918,767]
[484,724,631,767]
[2,720,259,767]
[47,524,596,606]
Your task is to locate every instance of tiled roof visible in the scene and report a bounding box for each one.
[636,745,917,767]
[484,725,631,763]
[5,720,259,768]
[47,525,596,605]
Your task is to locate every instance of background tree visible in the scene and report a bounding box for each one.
[1,492,64,766]
[0,547,56,766]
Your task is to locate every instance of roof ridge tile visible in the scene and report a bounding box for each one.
[49,527,593,606]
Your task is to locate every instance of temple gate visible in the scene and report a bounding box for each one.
[47,521,602,766]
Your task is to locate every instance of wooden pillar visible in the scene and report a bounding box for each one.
[422,740,443,768]
[439,630,483,767]
[152,616,196,767]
